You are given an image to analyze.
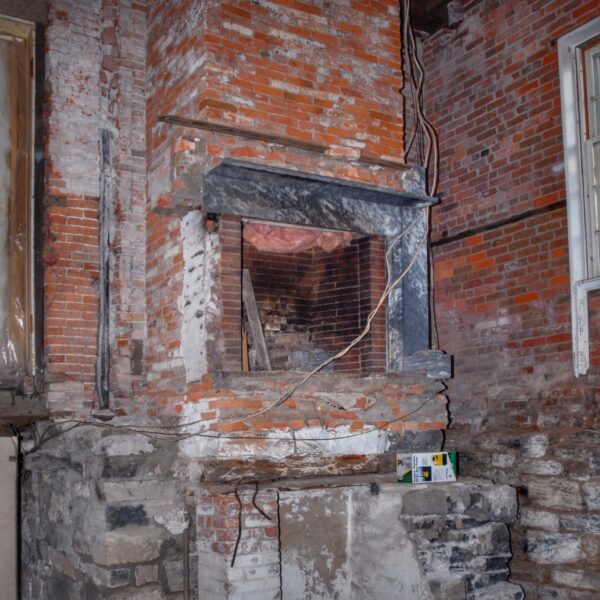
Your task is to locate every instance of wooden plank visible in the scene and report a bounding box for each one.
[242,329,249,372]
[242,269,271,371]
[0,1,47,25]
[0,391,48,425]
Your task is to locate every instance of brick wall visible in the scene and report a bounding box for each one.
[423,0,600,597]
[243,238,315,371]
[147,0,404,180]
[43,0,146,417]
[311,235,386,373]
[144,0,428,427]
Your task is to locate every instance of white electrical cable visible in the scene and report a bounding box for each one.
[227,211,430,425]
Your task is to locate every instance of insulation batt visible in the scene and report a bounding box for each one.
[243,223,353,253]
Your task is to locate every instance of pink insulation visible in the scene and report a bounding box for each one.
[243,223,353,254]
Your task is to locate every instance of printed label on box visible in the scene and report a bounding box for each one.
[396,452,457,483]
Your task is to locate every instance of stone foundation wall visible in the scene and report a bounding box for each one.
[277,478,523,600]
[21,429,191,599]
[461,428,600,599]
[21,426,523,600]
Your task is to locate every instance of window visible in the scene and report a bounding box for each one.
[582,39,600,277]
[0,16,36,390]
[559,16,600,376]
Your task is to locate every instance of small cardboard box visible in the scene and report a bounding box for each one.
[397,451,458,483]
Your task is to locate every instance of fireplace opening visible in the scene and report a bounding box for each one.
[206,160,435,375]
[240,221,387,374]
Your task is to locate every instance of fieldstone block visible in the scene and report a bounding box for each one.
[106,504,149,530]
[164,559,184,593]
[536,586,569,600]
[492,453,517,468]
[525,532,582,564]
[582,482,600,509]
[102,480,175,504]
[79,563,131,589]
[479,523,511,556]
[135,564,158,586]
[102,457,138,479]
[466,570,511,593]
[473,582,524,599]
[551,569,600,590]
[567,430,600,447]
[528,480,582,510]
[589,452,600,475]
[402,488,449,515]
[100,435,156,457]
[164,556,198,594]
[559,514,600,532]
[92,526,166,566]
[446,486,472,514]
[519,460,563,476]
[25,452,84,476]
[520,434,548,458]
[44,571,82,600]
[428,577,466,600]
[466,483,517,523]
[520,508,560,532]
[109,568,131,587]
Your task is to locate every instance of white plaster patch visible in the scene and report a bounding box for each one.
[154,509,189,535]
[177,401,388,460]
[101,435,155,457]
[280,487,434,599]
[179,212,219,382]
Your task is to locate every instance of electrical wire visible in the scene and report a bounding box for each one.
[402,0,441,352]
[231,480,243,567]
[224,212,428,425]
[215,0,440,427]
[402,0,440,197]
[21,0,442,453]
[27,393,435,449]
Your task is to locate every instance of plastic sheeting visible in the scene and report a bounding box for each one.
[0,35,30,382]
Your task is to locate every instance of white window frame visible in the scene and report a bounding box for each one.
[559,16,600,377]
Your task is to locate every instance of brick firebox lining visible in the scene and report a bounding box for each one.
[241,226,387,375]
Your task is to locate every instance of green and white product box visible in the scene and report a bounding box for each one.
[396,451,458,483]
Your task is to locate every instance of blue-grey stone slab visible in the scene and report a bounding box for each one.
[401,207,429,355]
[203,159,436,237]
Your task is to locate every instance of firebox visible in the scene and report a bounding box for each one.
[241,221,386,374]
[202,159,437,375]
